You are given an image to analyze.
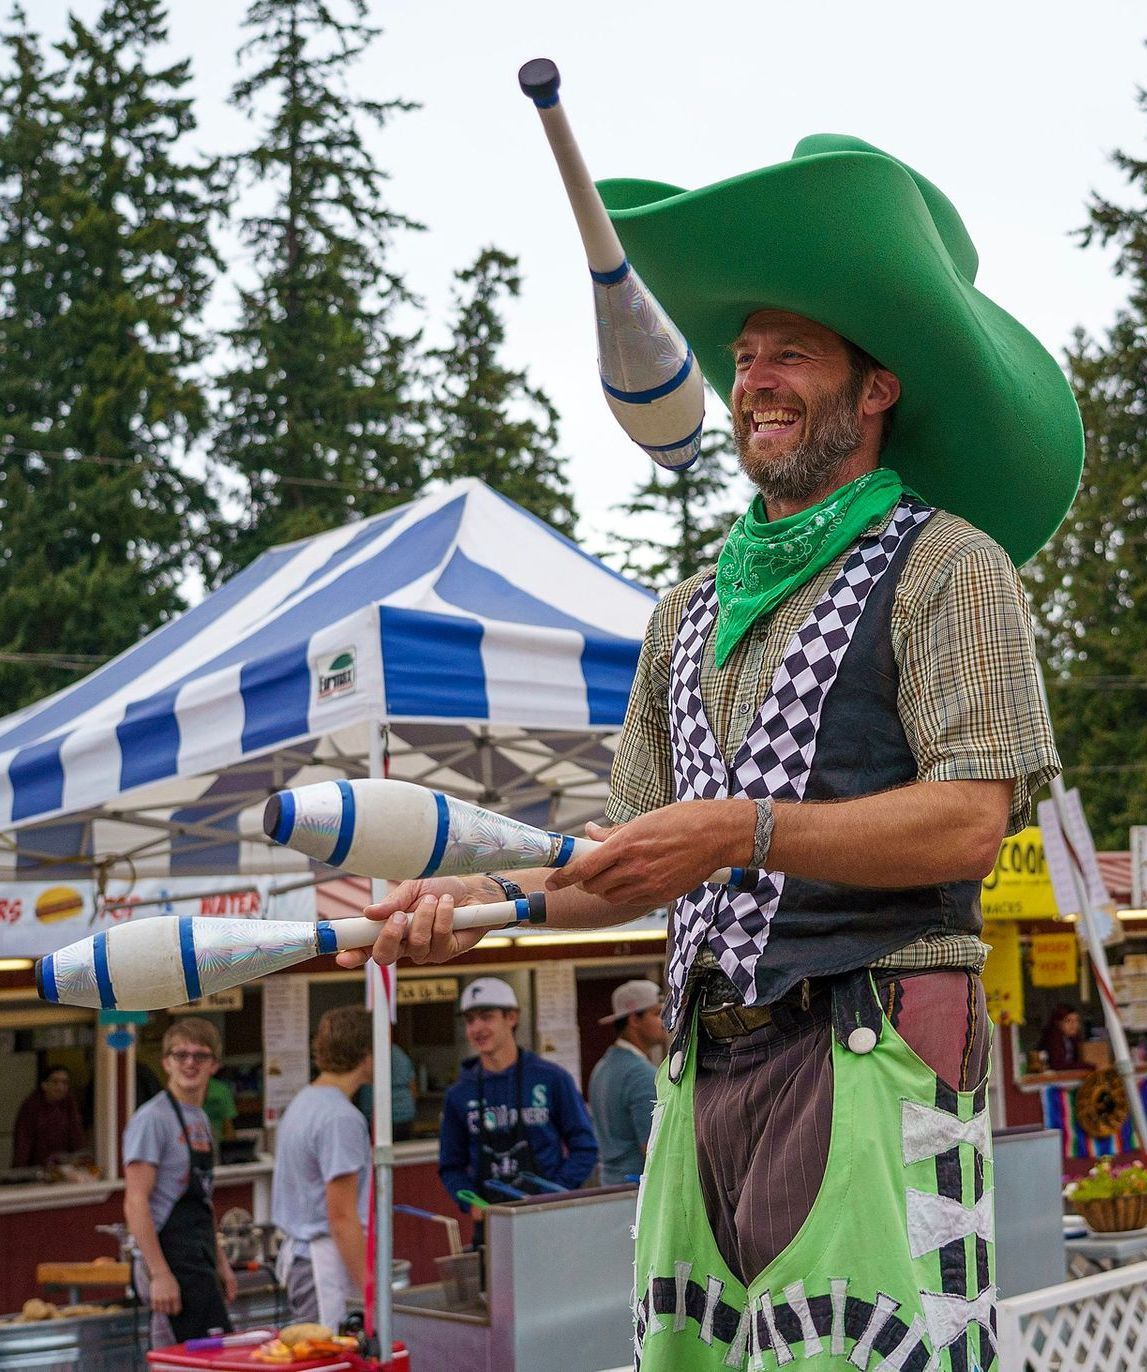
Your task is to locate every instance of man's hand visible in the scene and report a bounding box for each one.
[217,1255,237,1304]
[546,799,757,907]
[148,1268,181,1316]
[334,876,493,969]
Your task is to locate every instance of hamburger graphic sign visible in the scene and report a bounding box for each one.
[0,881,93,957]
[0,875,317,957]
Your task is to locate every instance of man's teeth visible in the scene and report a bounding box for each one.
[752,409,800,431]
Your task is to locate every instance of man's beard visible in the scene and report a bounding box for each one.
[733,370,866,504]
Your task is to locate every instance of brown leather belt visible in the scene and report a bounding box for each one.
[697,975,825,1042]
[698,1000,776,1040]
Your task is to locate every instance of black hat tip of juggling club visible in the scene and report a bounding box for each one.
[518,57,560,104]
[262,793,282,840]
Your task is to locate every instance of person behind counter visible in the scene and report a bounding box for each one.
[272,1006,373,1331]
[123,1018,237,1346]
[1039,1003,1085,1070]
[589,981,668,1185]
[355,1042,417,1141]
[439,977,598,1207]
[12,1063,85,1169]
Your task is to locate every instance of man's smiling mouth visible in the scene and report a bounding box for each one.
[751,407,802,433]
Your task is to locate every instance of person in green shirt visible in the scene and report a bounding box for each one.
[202,1073,238,1144]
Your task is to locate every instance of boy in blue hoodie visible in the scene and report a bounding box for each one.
[438,977,598,1208]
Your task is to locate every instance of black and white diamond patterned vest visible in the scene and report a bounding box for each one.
[665,497,982,1027]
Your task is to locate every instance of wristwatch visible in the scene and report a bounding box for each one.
[482,872,526,901]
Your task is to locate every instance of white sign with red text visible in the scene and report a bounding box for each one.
[0,874,316,958]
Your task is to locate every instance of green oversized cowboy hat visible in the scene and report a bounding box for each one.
[597,134,1082,565]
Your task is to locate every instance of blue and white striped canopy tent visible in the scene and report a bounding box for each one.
[0,479,656,882]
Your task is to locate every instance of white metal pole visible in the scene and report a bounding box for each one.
[367,722,394,1363]
[1037,665,1147,1148]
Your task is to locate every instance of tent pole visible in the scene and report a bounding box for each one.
[1036,665,1147,1149]
[367,722,394,1363]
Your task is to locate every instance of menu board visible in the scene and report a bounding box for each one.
[534,962,581,1083]
[262,977,310,1126]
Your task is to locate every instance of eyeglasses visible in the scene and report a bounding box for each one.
[167,1050,215,1065]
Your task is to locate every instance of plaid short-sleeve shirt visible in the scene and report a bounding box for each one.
[605,508,1061,975]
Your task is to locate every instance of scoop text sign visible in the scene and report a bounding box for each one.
[981,826,1058,921]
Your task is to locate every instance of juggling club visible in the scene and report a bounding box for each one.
[263,778,762,891]
[36,898,545,1012]
[518,57,705,470]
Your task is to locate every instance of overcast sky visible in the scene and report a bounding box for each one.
[34,0,1147,545]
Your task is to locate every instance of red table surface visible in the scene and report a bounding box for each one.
[148,1342,405,1371]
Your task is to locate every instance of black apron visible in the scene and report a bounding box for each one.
[475,1056,541,1200]
[159,1091,232,1343]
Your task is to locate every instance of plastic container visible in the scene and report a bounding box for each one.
[434,1251,482,1306]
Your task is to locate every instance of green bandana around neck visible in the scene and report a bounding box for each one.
[713,468,904,667]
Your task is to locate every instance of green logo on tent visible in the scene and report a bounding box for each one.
[317,648,357,700]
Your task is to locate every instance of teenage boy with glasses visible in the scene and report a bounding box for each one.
[123,1017,237,1347]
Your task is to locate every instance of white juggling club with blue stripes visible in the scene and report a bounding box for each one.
[36,896,546,1011]
[518,57,704,470]
[263,778,759,890]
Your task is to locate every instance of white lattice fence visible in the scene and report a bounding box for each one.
[997,1260,1147,1370]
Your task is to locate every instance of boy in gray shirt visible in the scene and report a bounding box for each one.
[272,1006,373,1331]
[123,1018,236,1346]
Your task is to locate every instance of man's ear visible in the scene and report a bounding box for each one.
[863,368,901,416]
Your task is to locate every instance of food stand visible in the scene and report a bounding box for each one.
[982,833,1147,1176]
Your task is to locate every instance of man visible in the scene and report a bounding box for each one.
[438,977,598,1206]
[123,1018,236,1346]
[272,1005,372,1331]
[12,1064,84,1169]
[339,135,1081,1370]
[589,980,667,1185]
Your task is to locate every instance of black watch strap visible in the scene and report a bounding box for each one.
[483,872,525,901]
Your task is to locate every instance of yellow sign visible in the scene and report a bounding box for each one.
[982,920,1025,1025]
[981,826,1059,921]
[1030,933,1078,987]
[396,976,459,1006]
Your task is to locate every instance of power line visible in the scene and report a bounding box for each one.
[0,652,108,671]
[1045,677,1147,691]
[0,442,404,495]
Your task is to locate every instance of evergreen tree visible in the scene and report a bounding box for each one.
[427,247,576,532]
[607,408,749,589]
[1028,81,1147,847]
[0,0,221,711]
[215,0,424,575]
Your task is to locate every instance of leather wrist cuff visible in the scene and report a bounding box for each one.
[751,797,775,869]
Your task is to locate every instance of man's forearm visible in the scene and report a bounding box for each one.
[769,779,1012,887]
[124,1196,169,1279]
[545,779,1013,909]
[329,1214,366,1291]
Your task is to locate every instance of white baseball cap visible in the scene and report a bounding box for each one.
[599,980,663,1024]
[459,978,519,1013]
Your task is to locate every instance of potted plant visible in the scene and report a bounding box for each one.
[1064,1159,1147,1232]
